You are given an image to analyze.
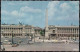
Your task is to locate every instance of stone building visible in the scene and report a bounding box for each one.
[47,25,79,40]
[34,27,42,36]
[1,24,79,40]
[1,24,35,38]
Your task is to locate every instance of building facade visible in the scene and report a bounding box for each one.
[1,24,79,40]
[1,24,35,38]
[48,25,79,40]
[34,27,42,36]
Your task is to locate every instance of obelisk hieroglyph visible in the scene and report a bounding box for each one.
[45,8,49,39]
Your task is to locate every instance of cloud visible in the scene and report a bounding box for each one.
[11,10,25,17]
[11,10,19,16]
[25,15,33,23]
[47,1,79,21]
[47,1,60,20]
[20,6,42,13]
[1,10,9,15]
[1,10,25,17]
[1,1,79,27]
[60,3,71,11]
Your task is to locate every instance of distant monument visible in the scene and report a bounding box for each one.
[45,8,49,39]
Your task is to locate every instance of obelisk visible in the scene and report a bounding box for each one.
[45,8,49,39]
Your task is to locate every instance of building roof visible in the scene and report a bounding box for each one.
[33,27,42,30]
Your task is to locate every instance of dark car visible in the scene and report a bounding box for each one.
[12,43,19,47]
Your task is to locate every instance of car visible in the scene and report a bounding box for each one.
[12,43,19,47]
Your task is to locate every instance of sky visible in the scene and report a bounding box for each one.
[1,1,79,28]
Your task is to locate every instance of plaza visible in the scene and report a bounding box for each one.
[1,36,79,51]
[1,42,79,51]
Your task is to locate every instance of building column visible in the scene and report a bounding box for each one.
[71,28,72,40]
[76,28,77,34]
[22,26,25,37]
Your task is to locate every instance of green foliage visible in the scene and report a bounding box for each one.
[40,30,45,36]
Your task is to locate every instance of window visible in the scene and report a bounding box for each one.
[77,35,78,37]
[6,28,8,29]
[8,34,9,36]
[3,34,5,36]
[20,34,22,36]
[53,30,55,33]
[1,28,3,29]
[19,34,20,36]
[10,28,11,29]
[10,34,11,36]
[14,34,15,36]
[17,34,19,36]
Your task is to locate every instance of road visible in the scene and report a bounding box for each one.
[2,42,79,51]
[1,37,79,51]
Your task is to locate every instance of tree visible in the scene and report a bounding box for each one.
[40,30,45,36]
[40,29,45,42]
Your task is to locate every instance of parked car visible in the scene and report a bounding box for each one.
[12,43,19,47]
